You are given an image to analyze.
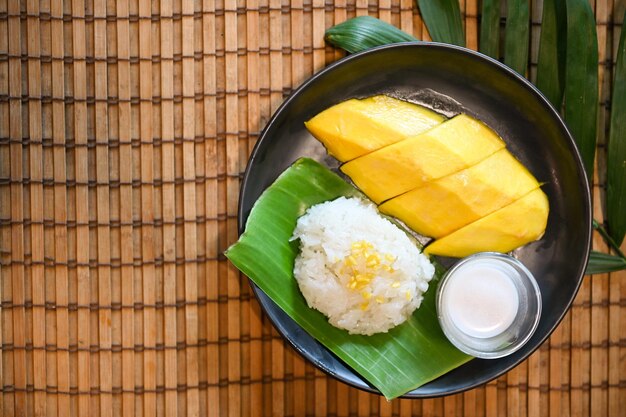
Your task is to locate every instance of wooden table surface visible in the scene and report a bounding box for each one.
[1,0,624,416]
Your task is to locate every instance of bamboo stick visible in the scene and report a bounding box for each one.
[508,364,520,417]
[159,0,178,415]
[0,1,5,406]
[465,0,478,50]
[485,379,497,417]
[181,0,200,414]
[8,0,25,413]
[224,0,242,416]
[549,324,563,417]
[528,348,542,417]
[378,396,393,417]
[244,3,262,411]
[204,0,220,414]
[356,0,368,17]
[334,376,348,416]
[444,392,457,417]
[397,397,411,417]
[266,1,285,415]
[333,0,347,61]
[379,0,391,23]
[312,0,325,72]
[476,386,487,417]
[115,0,135,414]
[463,387,476,416]
[357,389,370,416]
[289,2,308,414]
[50,0,72,412]
[25,0,46,414]
[137,0,157,414]
[70,0,91,413]
[399,0,413,34]
[93,0,113,414]
[0,2,9,414]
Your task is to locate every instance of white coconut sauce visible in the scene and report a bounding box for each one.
[442,261,520,338]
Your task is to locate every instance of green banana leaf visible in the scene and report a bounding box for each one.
[225,158,472,399]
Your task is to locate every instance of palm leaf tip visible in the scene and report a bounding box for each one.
[325,16,416,54]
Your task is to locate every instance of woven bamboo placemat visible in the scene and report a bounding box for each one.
[0,0,624,416]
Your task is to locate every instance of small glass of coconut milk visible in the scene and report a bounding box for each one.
[436,252,542,359]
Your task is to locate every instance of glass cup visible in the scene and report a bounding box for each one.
[436,252,542,359]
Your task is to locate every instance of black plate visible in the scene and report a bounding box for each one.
[238,43,592,397]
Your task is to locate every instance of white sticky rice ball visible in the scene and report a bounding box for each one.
[291,197,435,335]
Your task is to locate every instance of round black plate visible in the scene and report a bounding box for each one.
[238,43,592,397]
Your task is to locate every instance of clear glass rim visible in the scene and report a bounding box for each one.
[436,252,542,359]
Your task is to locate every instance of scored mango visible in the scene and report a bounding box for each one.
[341,114,506,204]
[423,188,549,258]
[379,148,540,238]
[305,95,550,257]
[304,95,444,162]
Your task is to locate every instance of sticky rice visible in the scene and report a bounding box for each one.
[291,197,435,335]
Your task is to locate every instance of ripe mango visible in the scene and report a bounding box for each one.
[423,188,549,258]
[340,114,506,204]
[304,95,444,162]
[379,148,540,237]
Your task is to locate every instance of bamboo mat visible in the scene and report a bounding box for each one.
[0,0,624,416]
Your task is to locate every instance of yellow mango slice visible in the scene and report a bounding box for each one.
[379,148,540,238]
[423,188,549,258]
[341,114,506,204]
[304,95,444,162]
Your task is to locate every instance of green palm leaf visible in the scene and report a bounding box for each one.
[504,0,530,75]
[325,16,417,54]
[416,0,465,46]
[536,0,567,108]
[226,158,471,399]
[479,0,500,58]
[607,10,626,246]
[563,0,599,177]
[586,251,626,275]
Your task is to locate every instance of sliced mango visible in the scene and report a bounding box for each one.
[304,95,444,162]
[340,114,506,204]
[379,148,540,238]
[424,188,549,258]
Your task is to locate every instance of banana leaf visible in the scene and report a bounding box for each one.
[226,158,472,399]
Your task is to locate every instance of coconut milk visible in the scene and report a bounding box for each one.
[442,261,520,338]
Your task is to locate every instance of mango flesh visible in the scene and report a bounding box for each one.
[340,114,506,204]
[379,148,540,238]
[304,95,445,162]
[423,188,549,258]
